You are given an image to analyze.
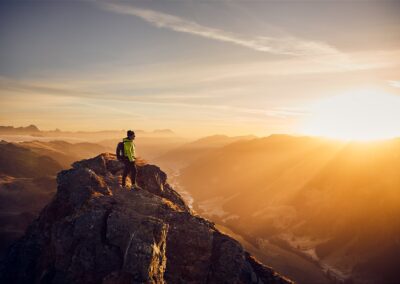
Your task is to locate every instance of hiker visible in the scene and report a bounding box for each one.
[117,130,140,190]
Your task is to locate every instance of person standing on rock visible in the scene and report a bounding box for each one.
[119,130,140,190]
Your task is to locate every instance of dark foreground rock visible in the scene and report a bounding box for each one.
[0,153,293,284]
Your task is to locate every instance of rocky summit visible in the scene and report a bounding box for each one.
[0,153,292,284]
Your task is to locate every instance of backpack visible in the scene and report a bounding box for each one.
[116,141,125,161]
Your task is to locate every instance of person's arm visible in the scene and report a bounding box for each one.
[131,142,136,161]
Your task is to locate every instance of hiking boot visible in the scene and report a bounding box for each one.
[120,184,130,190]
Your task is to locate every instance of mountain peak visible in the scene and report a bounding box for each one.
[0,153,292,284]
[0,124,40,133]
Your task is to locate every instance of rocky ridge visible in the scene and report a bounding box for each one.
[0,153,292,284]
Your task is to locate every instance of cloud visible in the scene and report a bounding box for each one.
[100,1,346,59]
[0,76,307,120]
[388,80,400,88]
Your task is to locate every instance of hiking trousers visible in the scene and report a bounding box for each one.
[122,159,137,186]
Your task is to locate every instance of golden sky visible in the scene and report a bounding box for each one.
[1,0,399,139]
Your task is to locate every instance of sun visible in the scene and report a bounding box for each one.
[300,88,400,141]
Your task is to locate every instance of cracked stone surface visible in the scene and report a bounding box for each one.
[0,153,293,284]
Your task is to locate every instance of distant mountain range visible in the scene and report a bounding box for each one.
[0,125,176,137]
[155,134,257,170]
[0,125,40,134]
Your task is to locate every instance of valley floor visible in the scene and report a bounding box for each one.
[167,170,336,284]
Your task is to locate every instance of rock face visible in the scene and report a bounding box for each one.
[0,153,292,284]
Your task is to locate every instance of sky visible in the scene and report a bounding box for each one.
[1,0,400,138]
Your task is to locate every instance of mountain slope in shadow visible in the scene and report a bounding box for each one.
[155,134,256,170]
[19,140,110,168]
[0,140,111,259]
[179,135,400,284]
[0,141,63,178]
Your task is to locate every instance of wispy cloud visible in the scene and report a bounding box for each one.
[100,1,345,59]
[388,80,400,88]
[0,76,307,119]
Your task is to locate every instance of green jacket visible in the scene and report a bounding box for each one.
[123,137,136,162]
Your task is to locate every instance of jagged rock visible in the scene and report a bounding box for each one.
[0,153,293,284]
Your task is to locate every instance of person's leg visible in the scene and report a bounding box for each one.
[130,161,137,186]
[122,160,129,186]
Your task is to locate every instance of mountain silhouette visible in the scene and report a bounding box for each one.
[0,125,40,134]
